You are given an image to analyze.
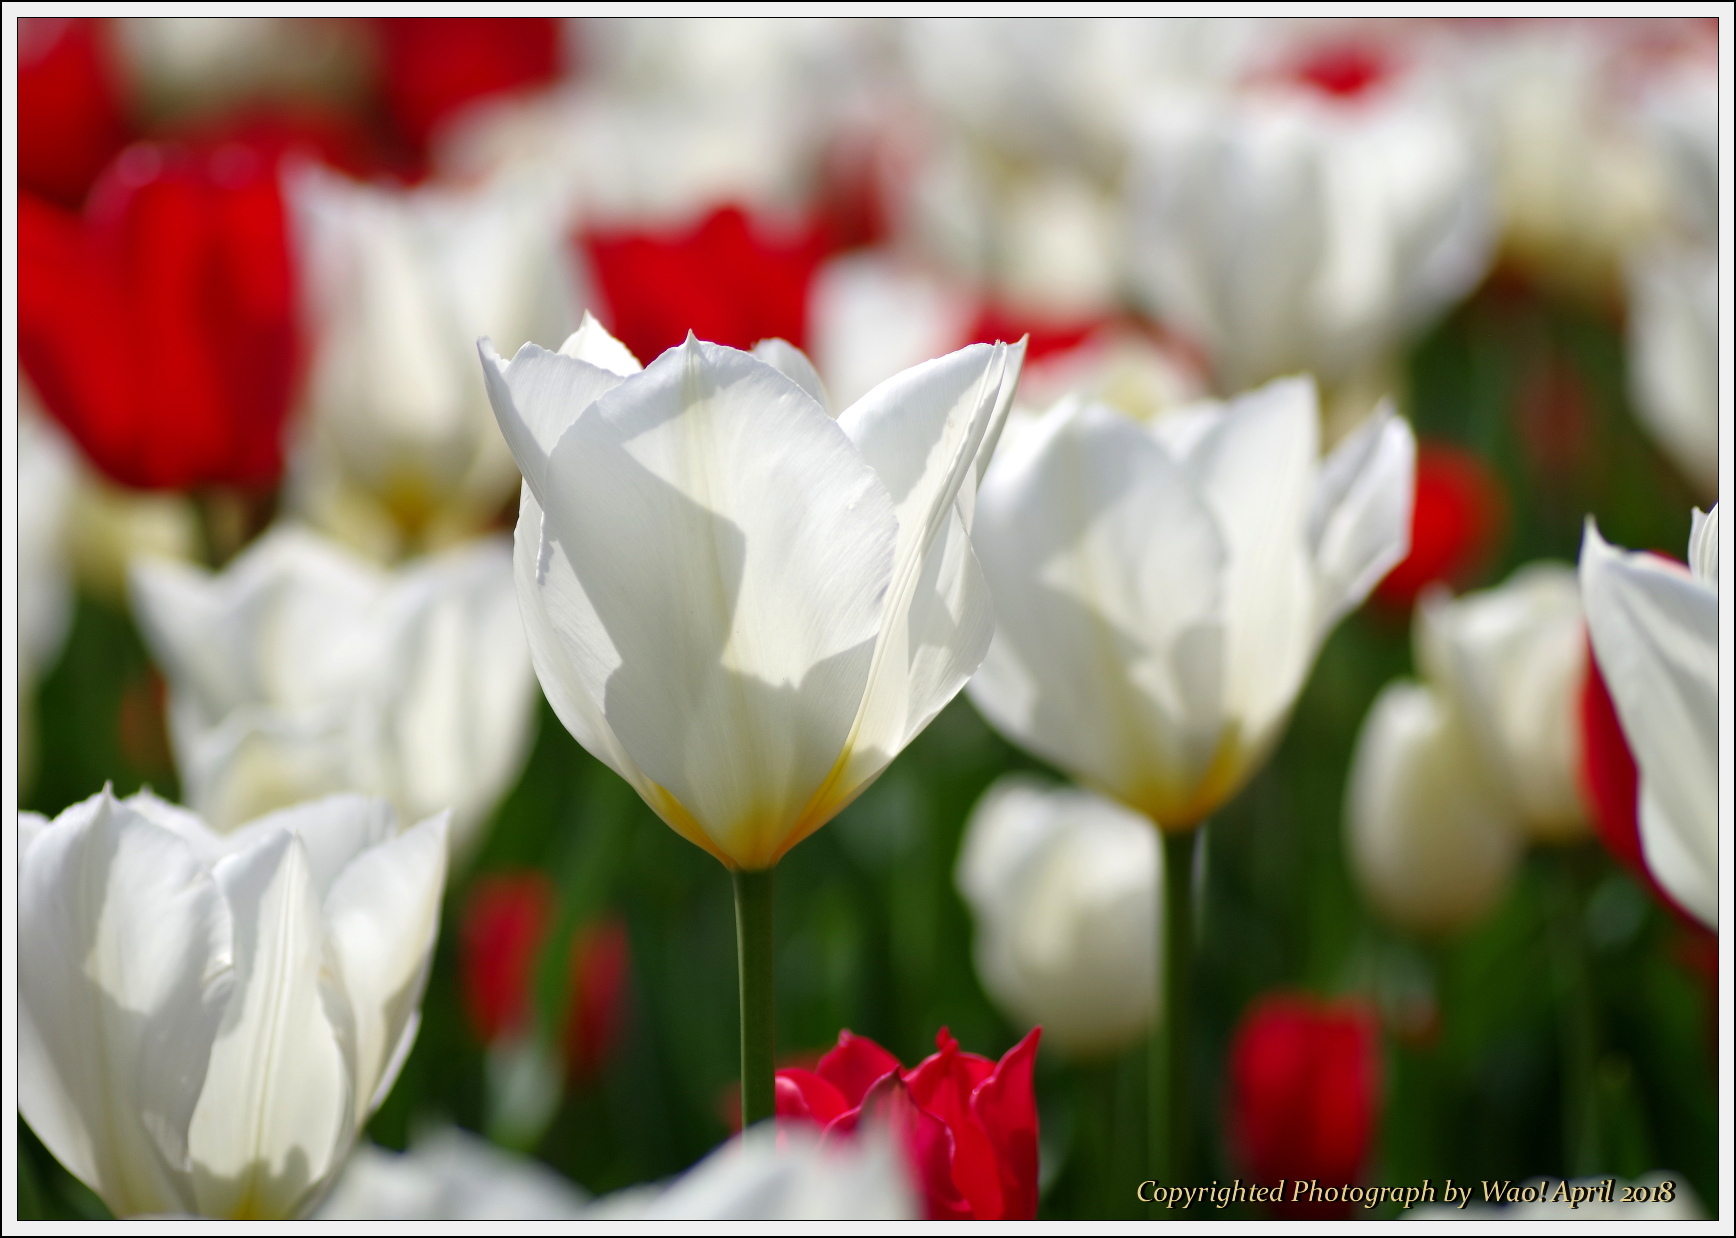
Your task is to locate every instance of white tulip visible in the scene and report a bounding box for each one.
[18,409,76,688]
[479,316,1023,869]
[20,789,447,1219]
[806,253,977,412]
[1416,564,1590,841]
[969,377,1414,828]
[287,166,585,559]
[957,776,1160,1058]
[585,1126,915,1220]
[1348,679,1525,936]
[317,1128,587,1220]
[129,526,535,859]
[1626,241,1717,497]
[1127,72,1492,391]
[1579,512,1718,927]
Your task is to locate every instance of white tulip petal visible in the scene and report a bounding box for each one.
[1688,505,1718,589]
[20,809,50,858]
[175,704,361,833]
[1579,522,1717,927]
[481,338,634,503]
[323,812,448,1123]
[224,794,399,899]
[1308,401,1417,636]
[1640,782,1717,928]
[538,337,898,865]
[190,833,353,1219]
[558,311,644,376]
[751,337,832,412]
[1347,681,1525,936]
[970,401,1229,823]
[20,791,233,1218]
[1179,378,1320,757]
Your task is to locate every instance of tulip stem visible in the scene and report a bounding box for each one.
[733,867,777,1129]
[1152,827,1196,1187]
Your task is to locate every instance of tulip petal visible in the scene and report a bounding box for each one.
[1347,681,1524,935]
[537,337,897,866]
[1579,522,1717,926]
[1308,400,1416,636]
[751,338,831,412]
[970,401,1229,824]
[323,811,449,1123]
[480,338,634,504]
[971,1027,1042,1221]
[558,311,643,375]
[1182,377,1319,757]
[189,832,353,1219]
[776,1069,852,1128]
[20,791,234,1218]
[1688,505,1718,588]
[815,1030,903,1108]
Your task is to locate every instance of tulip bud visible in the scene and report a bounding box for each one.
[1226,993,1380,1219]
[776,1026,1041,1221]
[957,776,1159,1058]
[20,789,448,1219]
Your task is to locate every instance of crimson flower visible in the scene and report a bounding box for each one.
[1227,993,1380,1219]
[1373,440,1506,610]
[19,17,131,210]
[776,1027,1041,1221]
[459,871,631,1082]
[584,205,834,365]
[20,139,301,491]
[375,17,563,159]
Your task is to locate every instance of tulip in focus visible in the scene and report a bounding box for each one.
[956,776,1160,1058]
[129,527,537,859]
[776,1027,1042,1220]
[20,789,448,1218]
[479,315,1024,870]
[1578,510,1717,927]
[287,166,585,559]
[20,140,301,492]
[969,377,1415,830]
[1227,993,1380,1219]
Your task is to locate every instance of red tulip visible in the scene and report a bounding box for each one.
[1373,441,1506,610]
[777,1026,1042,1221]
[460,872,555,1044]
[375,17,563,158]
[1227,993,1380,1219]
[20,139,301,491]
[19,17,131,210]
[459,871,632,1081]
[584,205,834,366]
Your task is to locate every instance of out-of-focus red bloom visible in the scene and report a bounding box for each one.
[460,871,632,1081]
[963,306,1107,365]
[20,140,301,492]
[1227,993,1380,1219]
[777,1027,1041,1221]
[565,918,631,1082]
[1373,441,1507,610]
[165,106,394,183]
[460,872,556,1043]
[585,205,834,365]
[1287,41,1396,100]
[19,17,131,210]
[375,17,563,157]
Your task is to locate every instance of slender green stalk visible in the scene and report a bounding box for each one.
[733,867,777,1128]
[1150,827,1197,1186]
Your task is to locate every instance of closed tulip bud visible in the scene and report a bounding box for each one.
[1578,511,1717,928]
[969,377,1414,830]
[1415,563,1590,841]
[1347,679,1525,936]
[776,1027,1041,1220]
[129,526,536,860]
[479,316,1023,870]
[956,776,1159,1058]
[20,789,448,1219]
[1227,993,1381,1219]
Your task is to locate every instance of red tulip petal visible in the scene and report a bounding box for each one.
[904,1028,1003,1219]
[970,1026,1042,1222]
[775,1068,852,1128]
[19,17,130,209]
[815,1029,903,1108]
[828,1073,971,1220]
[566,917,631,1080]
[459,872,555,1044]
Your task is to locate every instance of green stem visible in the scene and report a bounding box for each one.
[733,867,777,1128]
[1546,853,1602,1176]
[1151,827,1196,1186]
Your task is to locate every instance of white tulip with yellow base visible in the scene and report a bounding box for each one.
[19,789,447,1219]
